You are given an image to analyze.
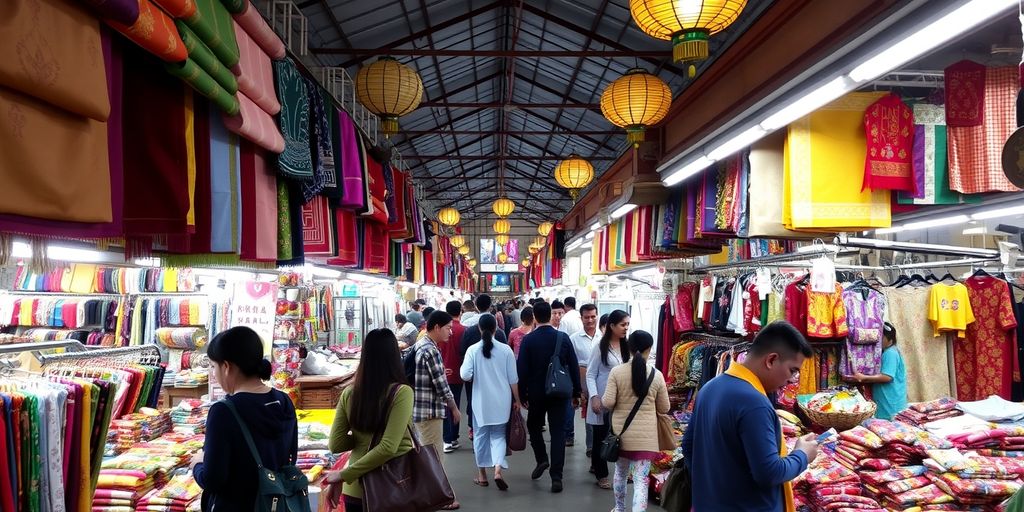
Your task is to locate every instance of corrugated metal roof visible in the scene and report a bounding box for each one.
[301,0,772,222]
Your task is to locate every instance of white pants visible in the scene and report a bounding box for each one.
[473,424,508,469]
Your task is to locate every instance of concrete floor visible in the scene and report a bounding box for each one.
[442,410,666,512]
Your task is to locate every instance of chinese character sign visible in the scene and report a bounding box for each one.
[230,281,279,355]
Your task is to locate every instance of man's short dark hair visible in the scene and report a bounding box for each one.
[395,313,407,324]
[580,303,597,315]
[462,300,476,312]
[533,301,552,324]
[564,296,576,309]
[421,307,435,320]
[750,321,812,358]
[599,313,609,329]
[520,306,534,324]
[475,294,493,313]
[445,300,462,317]
[550,299,564,311]
[427,311,453,331]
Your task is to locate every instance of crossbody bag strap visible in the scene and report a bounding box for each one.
[615,368,657,436]
[221,398,265,469]
[368,384,421,451]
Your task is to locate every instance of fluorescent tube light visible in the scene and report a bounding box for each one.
[663,156,715,186]
[760,77,854,130]
[848,0,1017,82]
[590,222,602,232]
[585,231,595,240]
[902,215,970,231]
[304,263,342,279]
[971,204,1024,220]
[707,126,766,161]
[567,238,584,251]
[344,273,391,285]
[797,244,839,253]
[873,227,905,235]
[610,203,637,220]
[962,227,988,235]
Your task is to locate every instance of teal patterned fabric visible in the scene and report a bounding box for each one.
[273,58,313,179]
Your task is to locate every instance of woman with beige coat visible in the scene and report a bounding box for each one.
[602,330,670,512]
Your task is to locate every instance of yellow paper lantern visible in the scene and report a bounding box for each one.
[355,57,424,136]
[458,245,470,256]
[533,236,547,247]
[630,0,747,74]
[537,221,554,237]
[600,69,673,145]
[495,234,510,246]
[554,154,594,202]
[528,245,540,255]
[497,252,509,264]
[449,235,465,248]
[522,258,530,267]
[492,197,516,218]
[468,258,477,267]
[493,219,511,234]
[438,207,460,226]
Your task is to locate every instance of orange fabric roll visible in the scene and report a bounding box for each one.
[108,0,188,62]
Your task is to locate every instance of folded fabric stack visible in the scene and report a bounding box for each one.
[895,397,962,426]
[93,489,145,511]
[778,409,805,439]
[296,449,331,470]
[154,327,208,349]
[949,427,1024,452]
[860,465,957,510]
[135,473,203,512]
[169,399,209,435]
[94,469,158,509]
[173,369,210,387]
[793,457,884,512]
[928,472,1021,506]
[835,426,890,470]
[108,410,174,453]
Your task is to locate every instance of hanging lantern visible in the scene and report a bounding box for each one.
[355,57,424,136]
[600,68,673,145]
[449,235,465,248]
[553,154,594,203]
[495,234,510,246]
[458,245,470,256]
[521,258,530,267]
[493,219,511,234]
[438,207,460,226]
[528,245,540,255]
[468,258,477,267]
[497,252,509,264]
[533,236,547,247]
[629,0,747,76]
[492,197,516,218]
[537,221,554,237]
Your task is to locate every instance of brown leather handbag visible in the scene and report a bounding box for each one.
[657,413,677,451]
[507,404,527,451]
[361,387,456,512]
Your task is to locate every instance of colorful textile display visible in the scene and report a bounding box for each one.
[955,275,1019,401]
[301,196,335,256]
[175,21,240,95]
[231,19,281,115]
[944,60,985,127]
[107,0,188,62]
[862,93,915,192]
[232,0,286,59]
[165,55,240,116]
[895,398,963,426]
[239,140,279,261]
[79,0,141,25]
[182,0,240,68]
[154,327,208,349]
[152,0,198,18]
[784,92,892,230]
[840,287,886,376]
[947,66,1023,193]
[224,92,286,153]
[273,58,313,179]
[897,103,981,205]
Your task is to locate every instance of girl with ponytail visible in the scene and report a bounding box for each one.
[602,330,670,512]
[460,314,522,490]
[193,326,300,512]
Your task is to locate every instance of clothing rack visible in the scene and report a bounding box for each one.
[1,291,204,298]
[37,343,161,367]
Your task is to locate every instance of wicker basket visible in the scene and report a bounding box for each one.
[799,402,877,431]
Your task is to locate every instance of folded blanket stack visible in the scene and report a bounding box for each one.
[860,465,957,510]
[135,474,203,512]
[94,469,158,509]
[169,399,209,436]
[949,427,1024,452]
[793,457,885,511]
[895,398,962,426]
[108,410,174,454]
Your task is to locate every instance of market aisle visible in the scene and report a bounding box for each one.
[443,413,666,512]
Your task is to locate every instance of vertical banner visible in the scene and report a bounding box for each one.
[230,280,279,355]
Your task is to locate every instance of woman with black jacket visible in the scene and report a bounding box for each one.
[191,326,299,512]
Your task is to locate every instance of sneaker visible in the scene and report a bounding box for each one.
[551,480,563,493]
[451,440,461,450]
[565,439,575,447]
[443,443,456,454]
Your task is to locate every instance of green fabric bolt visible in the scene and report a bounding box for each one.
[277,179,293,261]
[165,58,240,115]
[183,0,240,68]
[220,0,247,13]
[177,21,239,95]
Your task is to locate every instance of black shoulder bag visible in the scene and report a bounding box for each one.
[599,368,656,463]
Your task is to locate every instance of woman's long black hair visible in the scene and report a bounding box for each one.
[479,313,497,359]
[349,328,407,432]
[598,309,631,367]
[627,330,655,397]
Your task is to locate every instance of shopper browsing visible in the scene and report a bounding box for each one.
[570,303,599,455]
[394,313,418,347]
[550,299,565,330]
[843,322,907,420]
[682,321,819,512]
[602,330,669,512]
[322,329,414,512]
[508,306,535,357]
[192,326,298,512]
[441,300,468,454]
[460,314,521,491]
[559,296,584,337]
[460,294,508,441]
[587,309,630,489]
[516,300,582,493]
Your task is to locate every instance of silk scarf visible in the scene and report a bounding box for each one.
[336,109,366,210]
[209,108,242,253]
[273,58,313,179]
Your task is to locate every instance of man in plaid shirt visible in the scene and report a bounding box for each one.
[413,310,462,465]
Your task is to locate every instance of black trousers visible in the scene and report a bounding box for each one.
[527,397,569,480]
[591,417,611,479]
[342,496,363,512]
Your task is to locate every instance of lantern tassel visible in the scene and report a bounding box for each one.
[673,30,710,64]
[626,125,646,146]
[380,115,400,137]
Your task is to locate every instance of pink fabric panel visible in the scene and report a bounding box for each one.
[232,1,286,59]
[230,19,280,115]
[222,91,285,153]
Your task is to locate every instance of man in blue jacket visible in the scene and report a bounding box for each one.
[517,300,581,494]
[682,321,819,511]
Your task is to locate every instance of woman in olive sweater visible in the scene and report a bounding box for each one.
[325,328,415,511]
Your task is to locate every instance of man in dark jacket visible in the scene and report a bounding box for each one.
[516,301,581,493]
[459,294,507,439]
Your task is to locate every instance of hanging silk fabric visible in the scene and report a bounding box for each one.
[209,110,243,254]
[783,92,891,231]
[168,98,214,254]
[224,16,284,153]
[278,180,306,266]
[862,93,915,192]
[166,21,240,115]
[746,132,828,238]
[336,110,367,210]
[273,58,313,179]
[897,103,982,205]
[239,140,279,262]
[302,78,333,202]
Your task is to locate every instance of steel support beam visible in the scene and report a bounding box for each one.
[407,155,615,161]
[420,102,600,109]
[399,130,620,136]
[311,48,672,57]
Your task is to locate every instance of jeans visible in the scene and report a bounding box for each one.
[527,398,568,480]
[591,418,611,479]
[564,400,575,441]
[444,382,464,444]
[586,424,594,451]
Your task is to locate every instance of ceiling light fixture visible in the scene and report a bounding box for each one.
[610,203,638,220]
[664,156,715,186]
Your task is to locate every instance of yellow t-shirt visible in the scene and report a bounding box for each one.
[928,283,975,338]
